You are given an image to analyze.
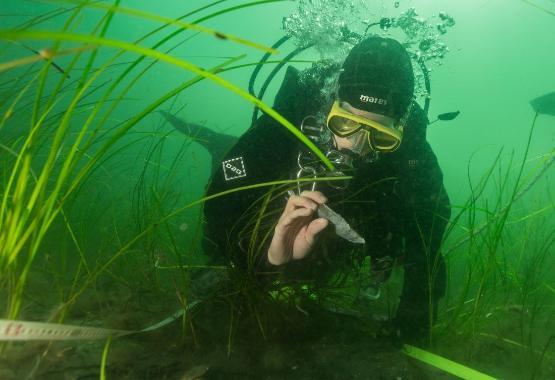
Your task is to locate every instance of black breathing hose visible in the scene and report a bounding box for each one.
[250,45,310,126]
[417,57,432,117]
[248,35,290,98]
[248,20,433,125]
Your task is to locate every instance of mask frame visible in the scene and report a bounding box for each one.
[326,100,403,152]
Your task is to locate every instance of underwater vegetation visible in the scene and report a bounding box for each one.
[0,0,553,379]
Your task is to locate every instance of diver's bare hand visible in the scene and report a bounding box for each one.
[267,191,329,266]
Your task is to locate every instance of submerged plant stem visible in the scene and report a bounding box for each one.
[0,30,333,169]
[100,335,112,380]
[521,0,555,17]
[52,0,278,53]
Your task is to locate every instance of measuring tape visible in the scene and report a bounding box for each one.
[0,303,499,379]
[0,301,199,341]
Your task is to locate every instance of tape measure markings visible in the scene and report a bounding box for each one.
[0,301,199,341]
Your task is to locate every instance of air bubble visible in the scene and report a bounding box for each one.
[283,3,454,103]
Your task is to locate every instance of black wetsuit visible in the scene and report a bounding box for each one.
[203,63,451,343]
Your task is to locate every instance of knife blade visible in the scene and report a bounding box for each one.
[287,190,365,244]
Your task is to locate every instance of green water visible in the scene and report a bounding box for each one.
[0,0,554,378]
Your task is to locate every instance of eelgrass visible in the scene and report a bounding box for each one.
[100,335,112,380]
[0,2,118,321]
[433,113,555,377]
[1,2,553,378]
[0,30,332,164]
[521,0,555,17]
[0,0,338,327]
[52,0,281,53]
[0,1,333,167]
[0,0,330,371]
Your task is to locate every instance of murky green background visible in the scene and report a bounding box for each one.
[0,0,553,379]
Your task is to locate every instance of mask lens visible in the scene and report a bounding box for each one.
[328,115,362,136]
[368,130,399,151]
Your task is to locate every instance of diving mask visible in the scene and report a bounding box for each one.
[326,101,403,152]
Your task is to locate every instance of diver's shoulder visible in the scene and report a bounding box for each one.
[404,101,429,141]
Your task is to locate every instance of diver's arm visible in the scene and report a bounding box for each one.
[267,191,329,265]
[204,64,315,267]
[202,111,302,268]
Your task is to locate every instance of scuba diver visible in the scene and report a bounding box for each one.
[201,35,451,345]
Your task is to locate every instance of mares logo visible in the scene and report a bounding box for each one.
[360,95,387,106]
[223,156,247,181]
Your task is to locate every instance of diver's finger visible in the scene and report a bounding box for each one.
[299,190,328,205]
[275,207,313,233]
[284,194,319,215]
[304,218,329,246]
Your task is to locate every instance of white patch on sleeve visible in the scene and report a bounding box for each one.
[222,156,247,181]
